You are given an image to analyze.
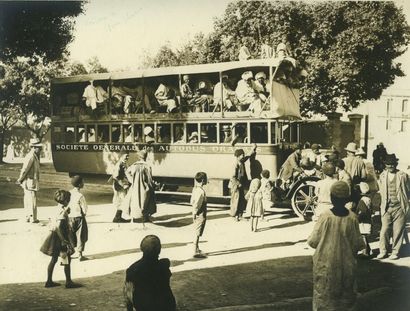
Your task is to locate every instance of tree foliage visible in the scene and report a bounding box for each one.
[0,1,84,64]
[146,1,410,115]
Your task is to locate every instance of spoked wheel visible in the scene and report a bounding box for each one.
[291,181,318,220]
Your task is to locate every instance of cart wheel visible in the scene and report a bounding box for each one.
[291,181,318,220]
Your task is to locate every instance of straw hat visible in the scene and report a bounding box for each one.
[355,147,366,156]
[144,126,153,136]
[189,131,198,140]
[345,142,357,153]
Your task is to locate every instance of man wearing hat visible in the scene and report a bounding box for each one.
[144,126,155,144]
[342,142,367,186]
[377,154,410,260]
[17,138,42,223]
[254,72,270,99]
[235,71,265,113]
[277,143,303,184]
[372,142,387,174]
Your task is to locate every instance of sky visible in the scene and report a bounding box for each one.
[68,0,410,89]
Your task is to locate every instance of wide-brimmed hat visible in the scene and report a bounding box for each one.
[355,147,366,156]
[222,125,231,131]
[385,153,399,165]
[345,142,357,153]
[144,126,153,136]
[241,71,253,80]
[29,138,42,148]
[255,72,266,80]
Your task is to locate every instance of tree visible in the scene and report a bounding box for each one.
[147,1,410,116]
[0,1,84,64]
[212,1,410,115]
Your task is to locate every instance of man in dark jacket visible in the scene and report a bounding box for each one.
[124,235,176,311]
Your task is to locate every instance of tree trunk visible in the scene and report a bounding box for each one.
[0,132,4,164]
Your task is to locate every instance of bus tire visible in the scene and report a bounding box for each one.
[291,181,318,221]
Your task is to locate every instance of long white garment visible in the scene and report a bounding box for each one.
[82,84,97,110]
[308,209,365,311]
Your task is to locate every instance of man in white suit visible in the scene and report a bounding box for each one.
[17,138,42,223]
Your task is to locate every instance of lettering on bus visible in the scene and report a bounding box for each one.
[52,144,257,154]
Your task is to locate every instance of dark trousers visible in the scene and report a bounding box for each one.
[379,205,406,255]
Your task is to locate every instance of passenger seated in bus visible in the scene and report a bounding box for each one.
[82,80,98,110]
[238,37,252,61]
[98,128,109,143]
[231,124,247,146]
[173,125,185,144]
[235,71,264,113]
[254,72,270,98]
[124,126,133,143]
[213,74,238,112]
[144,126,155,144]
[87,128,96,142]
[157,125,171,143]
[154,83,178,113]
[79,129,86,143]
[260,38,274,59]
[188,132,199,144]
[112,126,121,143]
[193,81,212,112]
[221,125,233,144]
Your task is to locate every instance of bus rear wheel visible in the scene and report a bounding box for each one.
[291,181,318,220]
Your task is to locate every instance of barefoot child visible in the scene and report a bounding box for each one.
[246,178,263,232]
[40,190,79,288]
[190,172,208,258]
[68,175,88,261]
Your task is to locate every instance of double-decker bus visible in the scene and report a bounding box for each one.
[50,58,306,202]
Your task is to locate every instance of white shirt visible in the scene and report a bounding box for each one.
[68,188,88,217]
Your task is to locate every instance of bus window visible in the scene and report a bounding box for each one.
[280,122,298,143]
[97,125,109,143]
[144,124,155,143]
[270,122,277,144]
[232,123,247,144]
[123,125,133,143]
[87,125,96,142]
[187,123,199,143]
[200,123,217,143]
[65,126,75,143]
[111,125,121,143]
[134,124,143,143]
[173,123,185,144]
[77,126,86,143]
[157,124,171,143]
[250,122,268,144]
[220,123,233,144]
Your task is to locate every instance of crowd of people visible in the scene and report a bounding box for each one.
[15,136,409,310]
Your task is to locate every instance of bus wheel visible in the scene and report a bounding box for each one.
[291,181,318,220]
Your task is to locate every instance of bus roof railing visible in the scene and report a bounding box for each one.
[51,57,294,84]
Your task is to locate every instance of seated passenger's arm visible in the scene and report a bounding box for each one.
[123,281,134,311]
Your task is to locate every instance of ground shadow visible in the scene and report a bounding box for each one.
[0,218,18,223]
[86,242,189,261]
[257,220,308,232]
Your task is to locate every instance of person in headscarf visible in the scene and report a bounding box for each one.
[124,235,176,311]
[308,181,365,311]
[122,150,157,224]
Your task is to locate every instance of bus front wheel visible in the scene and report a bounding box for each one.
[291,181,318,220]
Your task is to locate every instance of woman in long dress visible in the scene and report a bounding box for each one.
[308,181,365,311]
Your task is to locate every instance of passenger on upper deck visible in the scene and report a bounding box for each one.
[154,82,178,113]
[213,74,237,112]
[254,72,270,99]
[260,38,274,59]
[238,38,252,61]
[235,71,264,113]
[82,80,98,110]
[181,78,211,112]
